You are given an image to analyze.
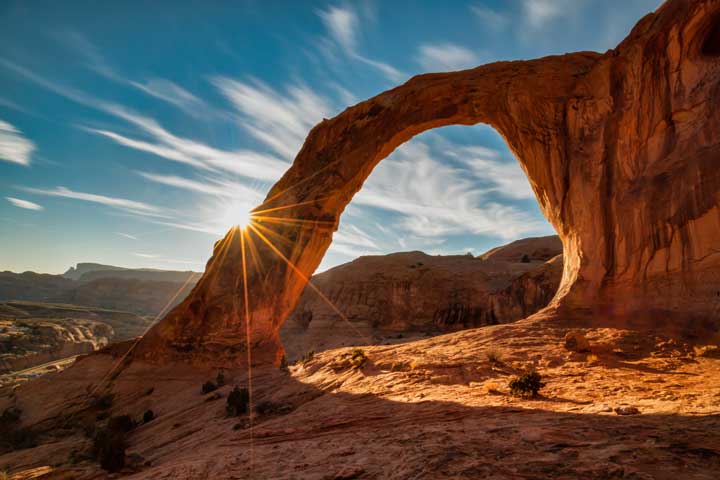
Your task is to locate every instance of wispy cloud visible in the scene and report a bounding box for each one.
[54,31,212,117]
[523,0,579,28]
[351,139,543,239]
[6,197,43,211]
[133,252,159,259]
[319,6,358,51]
[471,5,510,31]
[213,78,333,160]
[86,105,289,181]
[454,146,535,199]
[317,5,405,82]
[0,120,35,166]
[136,171,265,203]
[416,43,480,72]
[21,186,164,216]
[0,59,281,182]
[116,232,138,240]
[129,78,208,114]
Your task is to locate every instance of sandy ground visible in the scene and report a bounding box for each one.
[1,311,719,479]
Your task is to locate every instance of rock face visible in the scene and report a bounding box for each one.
[281,236,562,360]
[137,0,720,366]
[0,317,112,374]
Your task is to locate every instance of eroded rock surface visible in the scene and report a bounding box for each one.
[281,236,562,360]
[138,0,720,367]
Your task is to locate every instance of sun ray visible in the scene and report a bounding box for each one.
[251,221,296,248]
[251,196,335,216]
[248,223,373,345]
[240,229,255,475]
[253,215,337,227]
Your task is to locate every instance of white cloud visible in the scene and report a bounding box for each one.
[213,78,333,160]
[319,5,358,51]
[0,120,35,166]
[21,186,164,216]
[87,105,289,181]
[351,139,543,239]
[471,5,510,31]
[129,78,207,114]
[523,0,576,28]
[6,197,43,211]
[134,252,159,259]
[0,59,283,181]
[317,5,405,82]
[416,43,480,72]
[458,146,535,199]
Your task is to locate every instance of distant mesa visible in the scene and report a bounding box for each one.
[62,262,200,283]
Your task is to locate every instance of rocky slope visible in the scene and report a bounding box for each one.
[281,236,562,360]
[2,311,719,478]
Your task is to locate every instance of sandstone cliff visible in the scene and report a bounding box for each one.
[281,236,562,360]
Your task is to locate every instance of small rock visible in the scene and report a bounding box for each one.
[333,465,365,480]
[614,406,640,415]
[564,331,591,352]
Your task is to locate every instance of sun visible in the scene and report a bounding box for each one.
[235,209,253,229]
[220,202,254,231]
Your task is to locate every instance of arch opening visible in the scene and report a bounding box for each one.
[279,124,562,360]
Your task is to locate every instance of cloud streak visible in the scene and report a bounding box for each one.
[6,197,43,211]
[21,186,164,216]
[213,78,332,160]
[0,120,35,166]
[317,5,405,82]
[416,43,480,72]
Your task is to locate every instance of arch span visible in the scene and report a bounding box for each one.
[138,0,720,366]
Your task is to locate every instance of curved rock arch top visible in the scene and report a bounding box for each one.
[138,0,720,366]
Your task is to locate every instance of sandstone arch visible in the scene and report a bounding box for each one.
[137,0,720,367]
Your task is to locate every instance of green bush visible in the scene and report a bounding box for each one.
[201,381,218,394]
[143,409,155,424]
[301,350,315,364]
[485,349,503,363]
[90,393,114,410]
[92,427,126,472]
[0,407,37,452]
[92,414,136,472]
[226,387,250,417]
[106,415,136,433]
[508,370,545,398]
[216,371,225,387]
[348,348,368,370]
[279,355,289,371]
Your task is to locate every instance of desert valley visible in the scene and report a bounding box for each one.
[1,0,720,478]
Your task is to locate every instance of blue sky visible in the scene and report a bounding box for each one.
[0,0,661,274]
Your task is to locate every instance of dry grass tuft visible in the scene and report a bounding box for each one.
[485,349,503,364]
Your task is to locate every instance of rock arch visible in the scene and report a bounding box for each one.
[137,0,720,366]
